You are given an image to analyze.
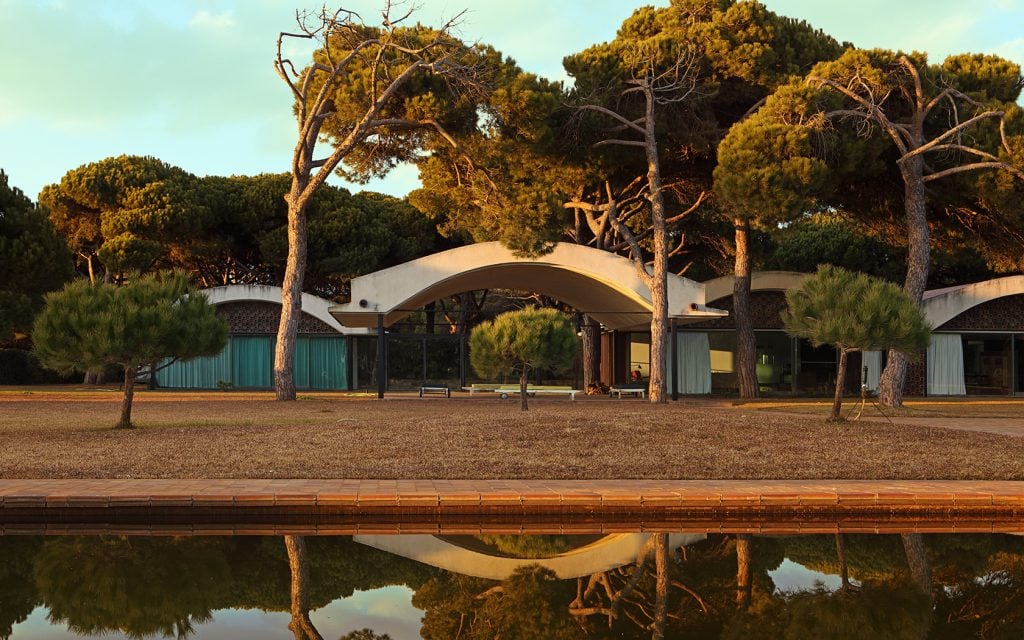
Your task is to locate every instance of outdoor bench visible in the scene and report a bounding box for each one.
[462,384,581,400]
[419,383,451,398]
[610,384,646,399]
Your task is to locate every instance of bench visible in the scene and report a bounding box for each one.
[419,384,451,398]
[464,384,581,400]
[610,385,646,399]
[462,384,503,395]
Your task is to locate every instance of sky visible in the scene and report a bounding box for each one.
[1,0,1022,202]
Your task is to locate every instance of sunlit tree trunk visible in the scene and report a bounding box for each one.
[901,533,932,594]
[117,366,137,429]
[879,156,928,408]
[735,533,752,611]
[734,220,759,399]
[835,533,851,591]
[519,365,529,411]
[653,533,669,640]
[831,348,849,420]
[581,314,601,388]
[275,181,309,401]
[644,89,669,404]
[285,535,324,640]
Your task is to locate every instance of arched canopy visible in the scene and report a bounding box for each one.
[702,271,810,303]
[201,284,368,334]
[329,242,725,330]
[923,276,1024,328]
[353,533,704,580]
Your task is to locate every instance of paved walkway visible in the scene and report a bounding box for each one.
[858,416,1024,437]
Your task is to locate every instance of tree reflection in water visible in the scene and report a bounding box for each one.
[3,531,1024,638]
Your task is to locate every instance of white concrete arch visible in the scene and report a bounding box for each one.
[354,533,705,580]
[201,284,364,334]
[702,271,810,303]
[924,276,1024,329]
[329,242,725,331]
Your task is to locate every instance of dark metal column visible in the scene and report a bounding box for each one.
[376,313,386,399]
[459,334,466,390]
[671,319,679,401]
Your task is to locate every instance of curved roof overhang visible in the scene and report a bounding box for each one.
[924,275,1024,329]
[354,533,705,580]
[702,271,810,303]
[201,284,369,335]
[329,242,726,331]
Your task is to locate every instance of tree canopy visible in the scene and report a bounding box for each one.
[32,272,228,428]
[782,265,931,419]
[39,155,209,282]
[0,170,72,344]
[469,307,577,411]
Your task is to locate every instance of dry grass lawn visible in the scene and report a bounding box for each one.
[2,388,1023,480]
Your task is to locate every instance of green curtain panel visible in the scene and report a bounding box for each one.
[297,336,348,390]
[231,336,273,389]
[156,347,231,389]
[159,335,347,390]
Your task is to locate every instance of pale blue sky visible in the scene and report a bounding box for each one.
[1,0,1021,201]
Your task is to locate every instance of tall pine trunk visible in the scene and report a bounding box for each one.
[734,219,759,399]
[831,348,849,420]
[836,533,851,591]
[879,158,929,407]
[736,533,752,611]
[285,535,323,640]
[653,533,669,640]
[274,188,309,401]
[117,366,137,429]
[580,314,601,388]
[519,365,529,411]
[901,532,932,595]
[645,100,669,404]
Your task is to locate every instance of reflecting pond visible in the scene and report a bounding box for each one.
[3,530,1024,638]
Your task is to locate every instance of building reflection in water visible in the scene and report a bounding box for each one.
[2,529,1024,638]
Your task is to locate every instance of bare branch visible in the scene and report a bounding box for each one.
[593,139,648,148]
[923,161,1024,182]
[810,75,911,156]
[575,104,648,136]
[901,110,1006,161]
[664,190,706,225]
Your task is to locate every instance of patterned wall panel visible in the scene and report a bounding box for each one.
[216,301,337,335]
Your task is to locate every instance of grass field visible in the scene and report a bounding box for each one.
[2,388,1023,480]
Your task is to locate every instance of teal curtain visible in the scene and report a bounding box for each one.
[297,336,348,390]
[156,347,231,389]
[231,336,273,388]
[158,335,346,390]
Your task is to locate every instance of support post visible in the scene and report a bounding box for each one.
[459,334,466,390]
[671,319,679,401]
[376,314,386,399]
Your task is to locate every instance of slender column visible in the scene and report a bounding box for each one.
[376,314,386,399]
[671,319,678,401]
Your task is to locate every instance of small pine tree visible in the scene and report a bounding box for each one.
[469,308,578,411]
[782,266,931,420]
[33,272,228,428]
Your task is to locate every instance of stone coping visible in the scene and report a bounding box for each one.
[2,479,1024,511]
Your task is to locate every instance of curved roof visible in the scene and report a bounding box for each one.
[201,284,366,335]
[354,533,704,580]
[702,271,809,303]
[329,242,725,330]
[923,275,1024,328]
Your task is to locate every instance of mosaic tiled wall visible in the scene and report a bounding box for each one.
[688,291,788,330]
[216,301,337,335]
[937,294,1024,331]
